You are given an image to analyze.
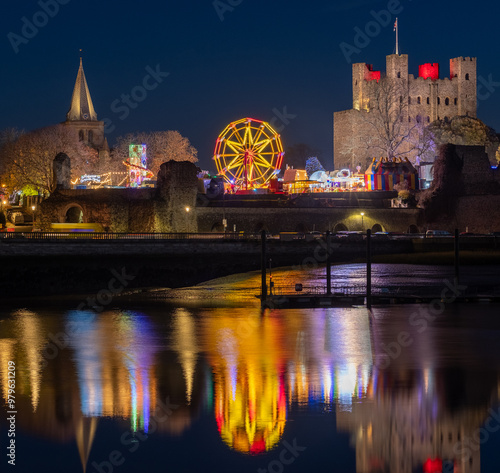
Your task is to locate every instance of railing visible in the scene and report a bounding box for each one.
[272,285,366,296]
[0,232,277,241]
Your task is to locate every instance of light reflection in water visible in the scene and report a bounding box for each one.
[1,300,499,472]
[202,312,287,454]
[14,310,45,412]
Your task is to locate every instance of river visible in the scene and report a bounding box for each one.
[1,264,500,472]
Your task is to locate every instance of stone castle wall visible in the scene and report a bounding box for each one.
[335,55,477,169]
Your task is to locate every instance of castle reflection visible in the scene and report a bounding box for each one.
[0,306,499,472]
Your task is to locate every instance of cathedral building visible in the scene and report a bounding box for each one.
[334,54,477,169]
[63,58,110,169]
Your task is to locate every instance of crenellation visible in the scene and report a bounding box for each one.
[334,53,478,168]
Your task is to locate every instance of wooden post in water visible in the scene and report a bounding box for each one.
[261,230,267,303]
[326,231,332,295]
[454,228,460,286]
[366,229,372,309]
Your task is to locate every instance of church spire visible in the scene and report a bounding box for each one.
[66,57,98,122]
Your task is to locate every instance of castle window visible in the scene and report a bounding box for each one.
[355,80,358,86]
[427,116,430,123]
[444,116,450,123]
[400,96,403,104]
[445,97,450,106]
[397,72,401,78]
[408,116,412,123]
[417,96,421,104]
[437,97,441,105]
[465,73,470,80]
[79,130,84,141]
[88,130,93,144]
[454,98,458,105]
[416,115,422,123]
[427,97,430,105]
[408,97,412,105]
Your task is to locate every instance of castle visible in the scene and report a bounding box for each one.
[334,54,477,169]
[63,58,110,168]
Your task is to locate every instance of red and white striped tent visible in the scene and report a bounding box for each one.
[364,157,419,191]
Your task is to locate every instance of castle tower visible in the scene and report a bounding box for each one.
[450,57,477,117]
[386,54,409,82]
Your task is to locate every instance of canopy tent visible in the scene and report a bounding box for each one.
[364,157,419,191]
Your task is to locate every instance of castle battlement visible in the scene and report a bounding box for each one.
[335,53,478,169]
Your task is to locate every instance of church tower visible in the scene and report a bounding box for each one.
[64,58,109,170]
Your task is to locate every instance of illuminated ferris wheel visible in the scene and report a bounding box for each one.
[213,118,284,190]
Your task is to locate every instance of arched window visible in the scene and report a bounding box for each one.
[437,97,441,105]
[465,73,470,80]
[417,96,421,104]
[427,97,430,105]
[445,97,450,106]
[397,72,401,78]
[88,130,93,144]
[79,130,84,141]
[454,98,458,105]
[416,115,422,123]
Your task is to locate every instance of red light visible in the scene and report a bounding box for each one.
[364,64,381,82]
[423,458,443,473]
[419,63,439,81]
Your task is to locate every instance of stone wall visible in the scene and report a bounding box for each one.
[196,206,423,234]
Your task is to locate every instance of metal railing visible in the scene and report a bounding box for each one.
[0,232,275,241]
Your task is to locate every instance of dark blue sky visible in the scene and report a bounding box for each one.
[1,0,499,171]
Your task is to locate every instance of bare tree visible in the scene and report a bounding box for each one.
[359,77,431,163]
[110,130,198,176]
[1,125,97,194]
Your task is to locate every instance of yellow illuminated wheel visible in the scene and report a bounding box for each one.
[213,118,284,190]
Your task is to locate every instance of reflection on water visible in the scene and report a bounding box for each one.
[1,291,500,471]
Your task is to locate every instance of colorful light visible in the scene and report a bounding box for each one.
[213,118,284,190]
[125,144,154,187]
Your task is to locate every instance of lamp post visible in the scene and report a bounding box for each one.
[185,206,190,233]
[360,212,365,231]
[31,205,36,229]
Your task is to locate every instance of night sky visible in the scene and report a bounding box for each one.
[2,0,499,171]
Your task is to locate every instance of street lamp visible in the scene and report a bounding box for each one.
[31,205,36,229]
[360,212,365,231]
[184,206,191,233]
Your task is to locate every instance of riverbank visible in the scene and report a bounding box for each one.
[1,237,500,299]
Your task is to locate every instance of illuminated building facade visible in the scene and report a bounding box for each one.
[334,54,477,169]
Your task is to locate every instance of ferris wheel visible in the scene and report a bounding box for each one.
[213,118,284,190]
